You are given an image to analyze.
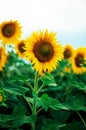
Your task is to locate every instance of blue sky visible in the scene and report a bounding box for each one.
[0,0,86,48]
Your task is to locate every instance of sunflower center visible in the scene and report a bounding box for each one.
[2,23,15,37]
[40,44,51,56]
[18,42,25,53]
[33,41,54,62]
[75,54,84,67]
[64,49,71,59]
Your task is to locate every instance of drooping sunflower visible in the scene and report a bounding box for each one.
[15,40,25,58]
[0,20,22,44]
[24,29,64,75]
[0,46,8,71]
[71,47,86,74]
[63,44,74,59]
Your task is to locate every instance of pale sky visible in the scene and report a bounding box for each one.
[0,0,86,48]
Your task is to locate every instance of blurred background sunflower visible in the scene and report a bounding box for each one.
[0,20,22,45]
[71,47,86,74]
[15,39,25,58]
[0,46,8,71]
[63,44,74,60]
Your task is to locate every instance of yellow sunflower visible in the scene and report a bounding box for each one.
[0,46,8,71]
[63,44,74,59]
[15,40,26,58]
[71,47,86,74]
[24,29,64,75]
[0,20,22,44]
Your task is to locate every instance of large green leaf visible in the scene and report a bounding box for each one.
[50,97,69,110]
[41,72,57,86]
[3,84,29,96]
[73,81,86,91]
[37,94,50,111]
[7,75,29,82]
[37,94,69,111]
[60,122,86,130]
[0,106,37,128]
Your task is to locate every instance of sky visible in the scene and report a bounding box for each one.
[0,0,86,48]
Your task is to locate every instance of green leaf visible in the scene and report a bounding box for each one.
[65,98,86,111]
[50,110,70,123]
[4,84,29,96]
[7,75,29,82]
[41,72,57,86]
[0,106,37,128]
[41,85,63,92]
[24,96,33,104]
[37,94,69,111]
[50,98,69,110]
[59,59,68,69]
[42,124,60,130]
[73,81,86,91]
[41,118,62,130]
[38,94,50,111]
[60,122,86,130]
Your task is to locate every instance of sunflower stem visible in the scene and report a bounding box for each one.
[24,80,33,90]
[37,83,44,94]
[23,95,32,111]
[34,72,39,92]
[37,107,43,114]
[31,72,39,130]
[31,100,36,130]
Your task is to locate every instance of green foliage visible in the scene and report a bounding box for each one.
[41,72,57,86]
[0,106,37,128]
[0,52,86,130]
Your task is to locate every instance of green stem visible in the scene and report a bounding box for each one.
[77,111,86,128]
[37,107,43,114]
[31,72,39,130]
[23,96,32,111]
[31,100,36,130]
[37,83,45,94]
[24,80,33,90]
[34,72,39,92]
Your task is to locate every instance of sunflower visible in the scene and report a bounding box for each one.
[71,47,86,74]
[15,40,26,58]
[24,29,63,75]
[0,20,22,44]
[0,46,8,71]
[63,44,74,59]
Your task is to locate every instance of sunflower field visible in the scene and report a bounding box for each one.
[0,20,86,130]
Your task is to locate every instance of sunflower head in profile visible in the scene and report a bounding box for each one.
[15,40,25,58]
[24,29,64,75]
[0,46,8,71]
[63,44,74,60]
[0,20,22,44]
[71,47,86,74]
